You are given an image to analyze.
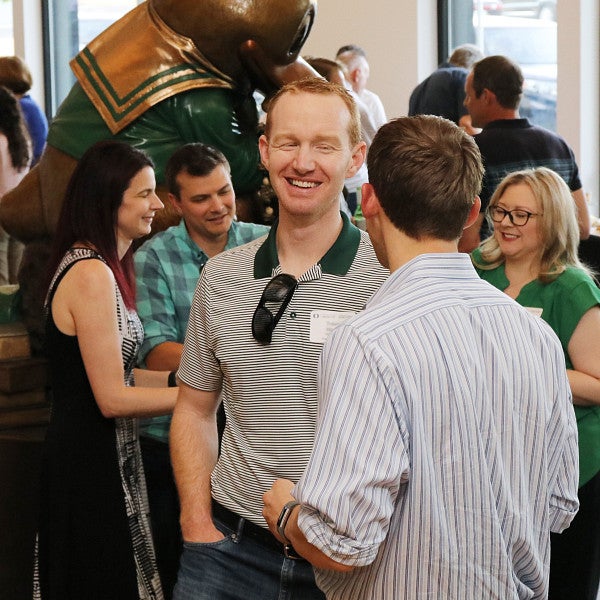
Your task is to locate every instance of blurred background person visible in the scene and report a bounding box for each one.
[35,140,177,600]
[0,56,48,165]
[0,84,30,285]
[472,167,600,600]
[304,56,375,216]
[409,43,483,133]
[336,44,387,130]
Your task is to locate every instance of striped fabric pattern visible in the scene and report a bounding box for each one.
[484,157,579,206]
[178,230,388,528]
[295,253,580,600]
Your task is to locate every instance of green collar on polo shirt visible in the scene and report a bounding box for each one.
[253,212,361,279]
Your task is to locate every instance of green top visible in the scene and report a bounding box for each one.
[473,248,600,486]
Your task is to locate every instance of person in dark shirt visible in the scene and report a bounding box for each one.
[409,44,483,132]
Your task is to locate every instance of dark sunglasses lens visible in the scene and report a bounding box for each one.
[263,274,297,302]
[252,307,274,344]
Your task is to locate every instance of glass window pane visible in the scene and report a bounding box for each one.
[0,1,14,55]
[451,0,557,131]
[45,0,139,114]
[76,0,138,51]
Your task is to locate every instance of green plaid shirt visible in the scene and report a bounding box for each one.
[134,218,269,441]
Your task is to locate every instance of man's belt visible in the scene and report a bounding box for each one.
[212,500,304,560]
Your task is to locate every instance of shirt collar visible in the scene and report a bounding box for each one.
[484,118,531,130]
[253,212,361,279]
[175,218,208,260]
[224,220,243,251]
[177,218,248,257]
[369,253,476,305]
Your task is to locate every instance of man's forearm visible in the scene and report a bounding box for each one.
[145,341,184,372]
[573,188,590,240]
[263,479,353,572]
[285,506,354,572]
[170,383,221,541]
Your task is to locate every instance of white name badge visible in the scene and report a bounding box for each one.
[525,307,543,318]
[309,310,357,344]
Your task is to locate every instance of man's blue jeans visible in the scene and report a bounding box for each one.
[173,518,325,600]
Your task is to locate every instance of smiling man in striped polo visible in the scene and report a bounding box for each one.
[169,78,388,600]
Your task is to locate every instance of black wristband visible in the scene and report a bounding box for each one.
[168,371,177,387]
[276,500,301,543]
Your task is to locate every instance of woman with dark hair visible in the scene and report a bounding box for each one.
[472,167,600,600]
[35,140,177,599]
[0,84,30,284]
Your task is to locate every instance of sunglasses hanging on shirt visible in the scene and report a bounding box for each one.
[251,274,298,345]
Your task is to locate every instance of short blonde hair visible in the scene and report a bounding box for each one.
[475,167,587,282]
[264,77,362,147]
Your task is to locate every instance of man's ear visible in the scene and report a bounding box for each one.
[258,134,270,169]
[360,183,381,218]
[346,141,367,178]
[483,88,496,106]
[464,196,482,229]
[168,193,183,216]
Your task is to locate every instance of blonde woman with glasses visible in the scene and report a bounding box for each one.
[472,166,600,600]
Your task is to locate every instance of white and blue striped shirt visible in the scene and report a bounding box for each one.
[295,253,579,600]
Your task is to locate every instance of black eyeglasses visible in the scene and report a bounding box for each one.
[488,205,542,227]
[251,274,298,345]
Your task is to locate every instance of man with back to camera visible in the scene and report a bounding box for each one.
[263,114,580,599]
[336,44,387,130]
[134,143,269,598]
[408,43,483,133]
[460,54,590,252]
[169,78,388,599]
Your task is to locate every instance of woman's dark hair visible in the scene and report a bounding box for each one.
[46,141,154,309]
[0,85,31,170]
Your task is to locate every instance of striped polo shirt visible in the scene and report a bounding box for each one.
[178,213,388,527]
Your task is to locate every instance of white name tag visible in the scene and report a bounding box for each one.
[309,310,356,344]
[525,307,543,318]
